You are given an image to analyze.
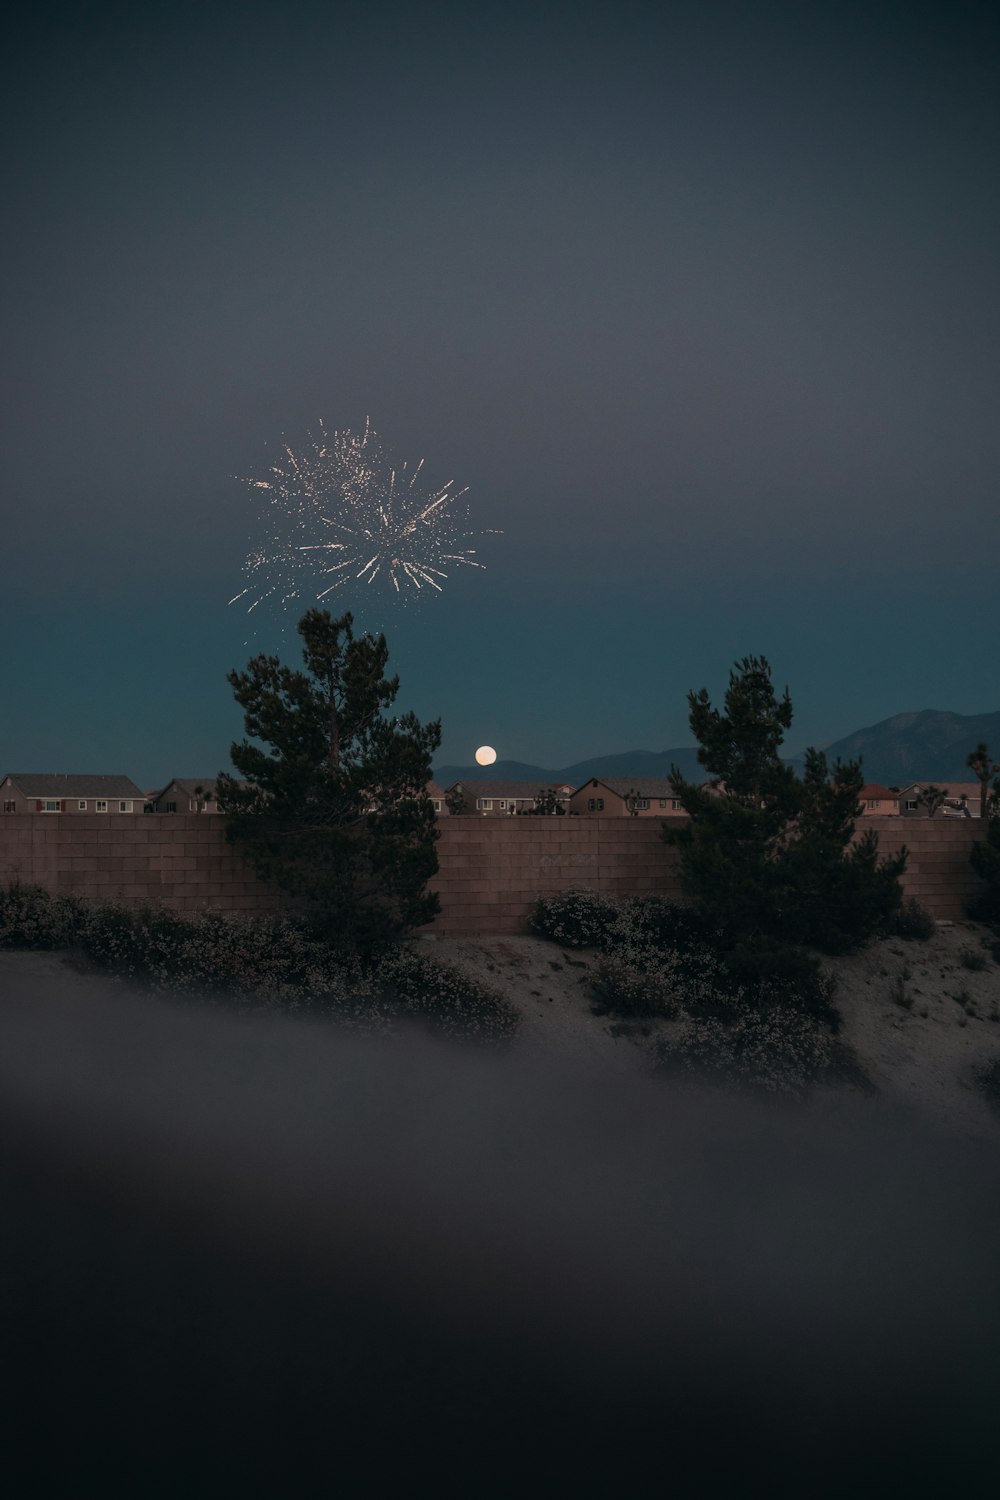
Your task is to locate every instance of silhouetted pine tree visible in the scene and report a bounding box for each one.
[217,609,441,952]
[665,656,907,979]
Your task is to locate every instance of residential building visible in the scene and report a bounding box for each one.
[896,782,982,817]
[857,784,899,816]
[446,780,574,816]
[151,778,222,813]
[1,773,146,814]
[568,777,687,816]
[426,781,448,815]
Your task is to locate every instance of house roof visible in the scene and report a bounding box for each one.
[859,785,897,800]
[897,782,981,800]
[3,773,145,799]
[572,776,679,799]
[156,778,220,799]
[426,781,446,799]
[447,780,571,800]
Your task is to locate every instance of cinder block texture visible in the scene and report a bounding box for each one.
[0,814,987,934]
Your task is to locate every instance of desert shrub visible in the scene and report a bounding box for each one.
[375,947,519,1044]
[0,882,515,1044]
[75,905,376,1009]
[883,898,935,941]
[535,886,842,1033]
[592,945,741,1020]
[605,896,713,955]
[530,890,622,948]
[744,967,840,1031]
[656,1004,834,1099]
[591,958,682,1020]
[0,882,85,950]
[725,933,824,986]
[960,946,988,972]
[78,904,157,979]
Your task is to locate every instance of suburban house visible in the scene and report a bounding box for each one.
[896,782,983,817]
[857,784,899,816]
[1,773,146,814]
[150,778,222,813]
[568,777,687,816]
[426,781,448,815]
[445,780,574,815]
[148,778,452,815]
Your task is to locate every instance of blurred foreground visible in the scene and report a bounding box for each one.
[1,953,998,1495]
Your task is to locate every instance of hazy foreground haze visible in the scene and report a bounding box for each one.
[3,955,999,1491]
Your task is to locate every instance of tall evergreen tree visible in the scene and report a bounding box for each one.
[216,609,441,952]
[665,656,907,976]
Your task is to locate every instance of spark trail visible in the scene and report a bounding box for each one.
[230,419,498,619]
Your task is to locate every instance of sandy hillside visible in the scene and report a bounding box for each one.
[425,922,1000,1141]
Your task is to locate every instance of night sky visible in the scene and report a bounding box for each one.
[3,0,997,783]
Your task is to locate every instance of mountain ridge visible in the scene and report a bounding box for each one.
[435,708,1000,789]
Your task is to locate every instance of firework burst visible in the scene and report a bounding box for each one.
[231,419,497,618]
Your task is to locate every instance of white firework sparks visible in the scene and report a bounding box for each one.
[230,418,497,617]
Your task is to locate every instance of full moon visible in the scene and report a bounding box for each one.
[475,745,497,766]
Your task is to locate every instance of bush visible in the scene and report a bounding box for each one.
[375,947,519,1045]
[883,898,935,941]
[591,958,682,1020]
[592,929,741,1019]
[0,882,84,950]
[606,897,713,955]
[960,946,988,972]
[73,903,379,1011]
[532,892,712,956]
[530,890,623,948]
[656,1004,834,1099]
[0,881,517,1046]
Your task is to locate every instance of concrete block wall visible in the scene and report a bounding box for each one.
[427,817,682,934]
[0,815,282,914]
[852,818,985,922]
[0,814,987,934]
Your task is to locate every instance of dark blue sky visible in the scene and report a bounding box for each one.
[3,0,997,782]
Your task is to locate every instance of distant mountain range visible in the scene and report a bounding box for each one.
[435,709,1000,790]
[802,709,1000,786]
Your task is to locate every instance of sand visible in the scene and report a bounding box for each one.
[424,921,1000,1140]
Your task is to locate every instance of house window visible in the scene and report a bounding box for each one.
[166,801,177,813]
[96,800,108,812]
[477,798,493,810]
[638,798,649,810]
[671,800,682,810]
[78,801,87,810]
[905,800,918,811]
[587,798,595,811]
[3,801,15,813]
[432,799,441,812]
[119,800,132,813]
[498,800,507,810]
[867,800,878,809]
[597,798,604,811]
[43,800,62,813]
[659,799,666,808]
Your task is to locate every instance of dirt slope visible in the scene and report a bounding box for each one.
[426,923,1000,1140]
